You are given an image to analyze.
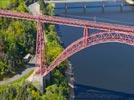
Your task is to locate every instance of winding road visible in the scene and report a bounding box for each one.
[0,57,36,85]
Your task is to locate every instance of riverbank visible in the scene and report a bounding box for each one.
[65,62,75,100]
[56,24,75,100]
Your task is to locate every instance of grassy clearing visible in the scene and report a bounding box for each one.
[0,0,10,8]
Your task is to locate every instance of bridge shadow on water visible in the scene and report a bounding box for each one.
[74,84,134,100]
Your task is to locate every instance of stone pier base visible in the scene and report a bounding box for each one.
[27,72,50,93]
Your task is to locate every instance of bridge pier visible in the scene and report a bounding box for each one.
[83,3,86,14]
[120,3,124,12]
[102,3,105,13]
[27,72,50,93]
[65,3,68,14]
[131,4,134,11]
[40,73,50,93]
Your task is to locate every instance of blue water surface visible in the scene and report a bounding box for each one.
[55,2,134,99]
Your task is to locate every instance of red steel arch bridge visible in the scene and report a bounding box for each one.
[0,9,134,90]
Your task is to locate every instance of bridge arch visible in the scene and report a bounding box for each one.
[43,32,134,76]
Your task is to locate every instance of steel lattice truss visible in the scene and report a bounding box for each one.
[44,32,134,76]
[0,10,134,77]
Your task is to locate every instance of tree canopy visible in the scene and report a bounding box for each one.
[0,0,36,78]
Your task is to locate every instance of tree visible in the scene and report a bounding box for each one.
[17,0,28,12]
[0,60,9,77]
[46,41,63,63]
[0,0,36,78]
[16,82,34,100]
[0,86,17,100]
[38,0,55,16]
[42,84,66,100]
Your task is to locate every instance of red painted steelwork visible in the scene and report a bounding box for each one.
[36,21,46,75]
[0,10,134,34]
[0,10,134,76]
[43,32,134,76]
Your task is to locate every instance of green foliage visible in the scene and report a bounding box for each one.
[0,19,36,77]
[39,2,69,99]
[0,70,34,100]
[7,0,28,12]
[38,0,55,16]
[0,1,69,100]
[16,0,27,12]
[0,0,36,79]
[0,60,9,76]
[0,0,10,9]
[0,82,36,100]
[42,84,67,100]
[45,4,55,16]
[16,82,34,100]
[44,21,69,100]
[0,70,34,91]
[46,41,63,63]
[0,86,17,100]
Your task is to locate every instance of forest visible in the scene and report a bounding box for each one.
[0,0,69,100]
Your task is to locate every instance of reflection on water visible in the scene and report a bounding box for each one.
[74,84,134,100]
[55,2,134,99]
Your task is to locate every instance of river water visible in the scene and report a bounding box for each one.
[55,2,134,99]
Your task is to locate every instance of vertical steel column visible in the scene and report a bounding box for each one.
[83,27,89,46]
[83,3,86,14]
[36,20,46,75]
[65,3,67,14]
[120,3,123,12]
[102,1,105,13]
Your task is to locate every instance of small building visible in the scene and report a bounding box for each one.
[23,53,32,63]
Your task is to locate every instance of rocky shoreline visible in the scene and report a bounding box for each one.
[65,61,75,100]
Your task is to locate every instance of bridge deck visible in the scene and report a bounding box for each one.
[44,0,123,3]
